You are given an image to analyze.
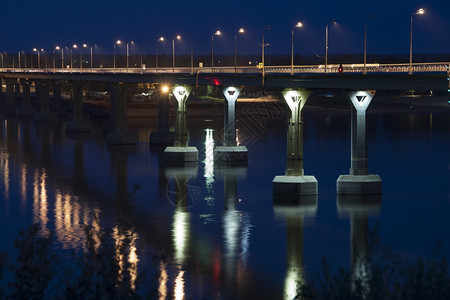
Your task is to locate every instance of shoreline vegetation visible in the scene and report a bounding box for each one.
[0,223,448,299]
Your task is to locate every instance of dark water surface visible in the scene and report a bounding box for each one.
[0,100,449,299]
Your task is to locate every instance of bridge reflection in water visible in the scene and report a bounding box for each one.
[0,85,448,298]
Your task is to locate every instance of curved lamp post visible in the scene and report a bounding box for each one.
[211,30,221,72]
[291,21,303,75]
[156,37,164,74]
[113,40,121,73]
[127,41,134,72]
[172,35,181,72]
[234,28,245,74]
[409,8,425,74]
[325,19,336,73]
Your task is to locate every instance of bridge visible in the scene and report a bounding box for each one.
[1,62,449,200]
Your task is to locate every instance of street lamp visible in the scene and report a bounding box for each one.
[363,14,375,75]
[211,30,221,72]
[325,19,336,73]
[261,25,271,84]
[127,41,134,72]
[33,48,40,72]
[409,8,425,74]
[235,28,245,74]
[114,40,121,73]
[83,43,93,72]
[156,36,164,73]
[172,35,181,72]
[291,21,303,75]
[71,44,78,72]
[55,46,64,72]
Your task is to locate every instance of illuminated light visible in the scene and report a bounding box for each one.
[33,48,37,52]
[161,85,169,93]
[174,269,185,300]
[238,28,245,33]
[215,30,221,36]
[158,262,168,300]
[83,44,87,48]
[55,46,60,50]
[204,129,214,191]
[116,40,122,45]
[73,44,77,48]
[416,8,425,15]
[176,35,181,40]
[212,78,221,86]
[295,22,303,28]
[159,36,165,42]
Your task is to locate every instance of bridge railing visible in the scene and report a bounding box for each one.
[1,62,448,75]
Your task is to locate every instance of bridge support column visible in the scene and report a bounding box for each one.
[52,81,66,116]
[16,79,35,117]
[164,85,198,164]
[34,80,57,122]
[337,90,382,195]
[106,83,137,145]
[66,82,91,132]
[214,86,248,162]
[149,90,175,144]
[2,78,18,115]
[273,89,318,198]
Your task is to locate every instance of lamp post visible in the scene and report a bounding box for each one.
[55,46,64,72]
[156,37,164,74]
[234,28,245,74]
[33,48,40,72]
[211,30,221,72]
[363,14,375,75]
[127,41,134,72]
[261,26,271,84]
[71,44,78,72]
[83,44,93,72]
[291,21,303,75]
[409,8,425,74]
[172,35,181,72]
[325,19,336,73]
[114,40,121,73]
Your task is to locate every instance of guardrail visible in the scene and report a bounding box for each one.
[1,62,448,75]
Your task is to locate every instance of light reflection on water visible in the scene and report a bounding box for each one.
[0,104,448,299]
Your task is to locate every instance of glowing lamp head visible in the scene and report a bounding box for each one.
[238,28,245,34]
[295,22,303,28]
[176,35,181,40]
[416,8,425,15]
[116,40,122,45]
[161,85,169,93]
[215,30,221,36]
[33,48,37,52]
[83,44,87,48]
[55,46,60,50]
[73,44,77,48]
[158,37,164,42]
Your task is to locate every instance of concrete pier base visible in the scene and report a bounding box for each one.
[34,111,57,122]
[65,120,92,132]
[164,146,198,163]
[106,131,138,145]
[214,146,248,162]
[273,175,318,197]
[336,174,382,195]
[16,107,35,117]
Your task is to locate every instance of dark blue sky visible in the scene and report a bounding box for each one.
[1,0,449,57]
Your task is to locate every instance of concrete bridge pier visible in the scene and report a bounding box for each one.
[16,79,35,117]
[273,89,318,199]
[34,80,57,122]
[337,90,382,195]
[52,81,66,116]
[65,82,91,132]
[2,78,18,115]
[214,86,248,162]
[164,85,198,164]
[149,91,175,144]
[106,83,137,145]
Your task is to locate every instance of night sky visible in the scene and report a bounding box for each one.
[1,0,449,57]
